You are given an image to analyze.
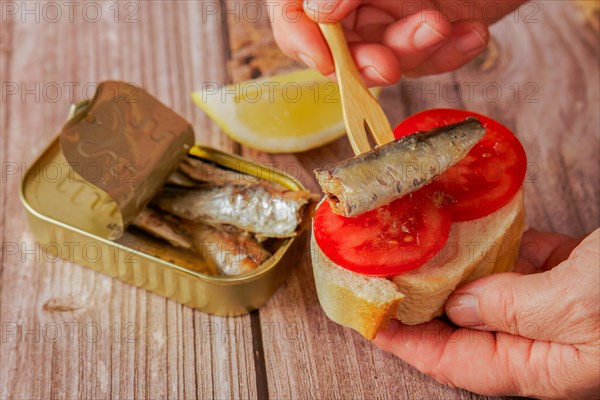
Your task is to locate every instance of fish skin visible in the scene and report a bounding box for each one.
[132,208,193,249]
[314,118,486,217]
[154,183,312,238]
[166,169,197,187]
[131,208,271,276]
[180,219,271,276]
[117,229,218,275]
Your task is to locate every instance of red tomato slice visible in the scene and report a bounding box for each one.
[394,109,527,221]
[313,190,451,276]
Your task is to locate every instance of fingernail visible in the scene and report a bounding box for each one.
[413,23,446,50]
[363,66,393,85]
[446,293,483,326]
[304,0,339,18]
[298,53,318,70]
[454,29,486,54]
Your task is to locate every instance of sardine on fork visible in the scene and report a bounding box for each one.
[314,118,486,217]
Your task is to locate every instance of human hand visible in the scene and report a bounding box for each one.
[373,228,600,399]
[270,0,526,86]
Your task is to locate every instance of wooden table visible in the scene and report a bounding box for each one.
[1,1,598,398]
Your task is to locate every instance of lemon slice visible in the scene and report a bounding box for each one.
[192,69,379,153]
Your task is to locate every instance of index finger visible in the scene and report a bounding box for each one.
[515,228,580,274]
[269,0,335,74]
[372,319,568,397]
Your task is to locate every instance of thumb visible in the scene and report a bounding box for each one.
[444,271,560,340]
[445,230,599,342]
[303,0,362,23]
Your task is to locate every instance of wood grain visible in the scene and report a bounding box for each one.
[1,1,598,399]
[452,1,600,236]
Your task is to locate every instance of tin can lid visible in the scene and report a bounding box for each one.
[59,81,194,240]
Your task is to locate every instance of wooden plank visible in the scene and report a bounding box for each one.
[225,0,303,82]
[0,1,257,399]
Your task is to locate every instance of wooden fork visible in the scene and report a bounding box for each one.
[318,22,395,155]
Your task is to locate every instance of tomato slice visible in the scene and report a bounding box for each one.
[394,109,527,221]
[313,190,451,276]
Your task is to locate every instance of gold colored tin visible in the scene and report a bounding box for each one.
[19,82,310,316]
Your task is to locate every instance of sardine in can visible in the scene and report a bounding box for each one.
[19,81,310,316]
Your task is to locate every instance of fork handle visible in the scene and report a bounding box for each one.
[318,23,369,92]
[318,22,374,155]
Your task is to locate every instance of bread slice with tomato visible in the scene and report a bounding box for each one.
[310,110,527,340]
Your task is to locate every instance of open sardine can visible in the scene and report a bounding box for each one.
[19,81,310,316]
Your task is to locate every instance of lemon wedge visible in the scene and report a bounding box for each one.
[192,69,379,153]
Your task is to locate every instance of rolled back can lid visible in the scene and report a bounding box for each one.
[59,81,194,240]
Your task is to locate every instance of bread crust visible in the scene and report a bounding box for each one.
[310,190,525,339]
[311,241,405,339]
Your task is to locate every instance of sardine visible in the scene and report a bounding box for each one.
[132,208,193,249]
[166,169,197,187]
[118,229,218,275]
[178,157,258,186]
[154,183,313,238]
[131,208,271,276]
[314,118,486,217]
[180,219,271,276]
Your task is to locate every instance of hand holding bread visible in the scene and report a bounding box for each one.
[374,228,600,399]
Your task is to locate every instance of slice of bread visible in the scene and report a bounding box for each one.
[310,189,525,339]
